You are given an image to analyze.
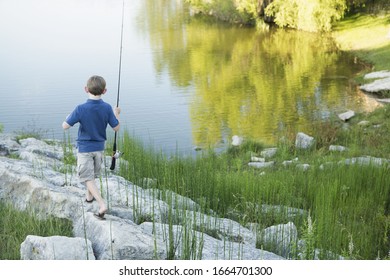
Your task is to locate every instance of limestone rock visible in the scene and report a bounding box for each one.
[376,98,390,104]
[295,132,315,149]
[251,156,265,162]
[360,77,390,93]
[248,161,274,168]
[338,110,355,122]
[364,70,390,79]
[329,145,347,152]
[259,222,298,259]
[296,163,310,171]
[139,222,284,260]
[0,133,20,156]
[73,213,166,260]
[340,156,390,167]
[282,158,299,166]
[20,235,95,260]
[260,148,278,158]
[232,135,243,146]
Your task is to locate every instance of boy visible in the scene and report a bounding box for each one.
[62,75,120,220]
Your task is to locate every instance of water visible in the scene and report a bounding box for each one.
[0,0,381,155]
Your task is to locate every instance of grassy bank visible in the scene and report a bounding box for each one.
[332,13,390,72]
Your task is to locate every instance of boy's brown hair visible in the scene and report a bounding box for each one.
[87,75,106,96]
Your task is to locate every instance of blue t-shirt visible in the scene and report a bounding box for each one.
[66,99,119,153]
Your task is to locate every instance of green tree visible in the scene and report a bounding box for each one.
[265,0,347,32]
[185,0,257,24]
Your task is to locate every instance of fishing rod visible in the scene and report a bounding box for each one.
[110,0,125,171]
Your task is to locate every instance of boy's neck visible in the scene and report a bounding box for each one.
[88,93,102,100]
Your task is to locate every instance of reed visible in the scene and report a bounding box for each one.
[0,202,73,259]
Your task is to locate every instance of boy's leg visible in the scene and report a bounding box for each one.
[78,152,107,214]
[85,180,107,214]
[86,188,94,201]
[91,151,106,214]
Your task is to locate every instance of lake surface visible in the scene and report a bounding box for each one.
[0,0,381,155]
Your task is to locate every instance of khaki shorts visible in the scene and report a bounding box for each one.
[77,151,103,183]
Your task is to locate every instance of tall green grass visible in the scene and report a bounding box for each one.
[118,127,390,259]
[0,203,73,259]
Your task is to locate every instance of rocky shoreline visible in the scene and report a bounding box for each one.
[1,134,290,260]
[2,125,389,260]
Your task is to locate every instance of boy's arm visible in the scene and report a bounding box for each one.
[62,113,73,130]
[62,121,71,130]
[113,123,120,132]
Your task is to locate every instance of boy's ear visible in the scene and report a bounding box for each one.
[84,86,89,93]
[102,88,107,95]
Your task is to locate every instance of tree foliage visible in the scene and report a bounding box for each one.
[186,0,389,32]
[186,0,370,32]
[185,0,256,24]
[265,0,348,32]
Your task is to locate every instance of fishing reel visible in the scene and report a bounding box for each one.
[113,150,123,159]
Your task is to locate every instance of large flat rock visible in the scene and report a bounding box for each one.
[360,71,390,93]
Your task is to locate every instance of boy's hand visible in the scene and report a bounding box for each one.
[113,107,121,132]
[114,107,121,118]
[62,121,71,130]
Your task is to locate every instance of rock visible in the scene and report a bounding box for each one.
[296,163,310,171]
[376,98,390,104]
[319,162,335,170]
[364,70,390,79]
[329,145,347,152]
[361,70,390,94]
[0,133,20,156]
[0,145,9,156]
[19,137,65,165]
[231,135,243,146]
[177,210,257,246]
[260,148,278,158]
[340,156,390,167]
[282,158,299,166]
[138,177,158,188]
[20,235,95,260]
[161,190,201,212]
[248,161,274,168]
[338,110,355,122]
[139,222,284,260]
[73,213,166,260]
[251,156,265,162]
[295,132,315,149]
[360,77,390,93]
[259,222,298,259]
